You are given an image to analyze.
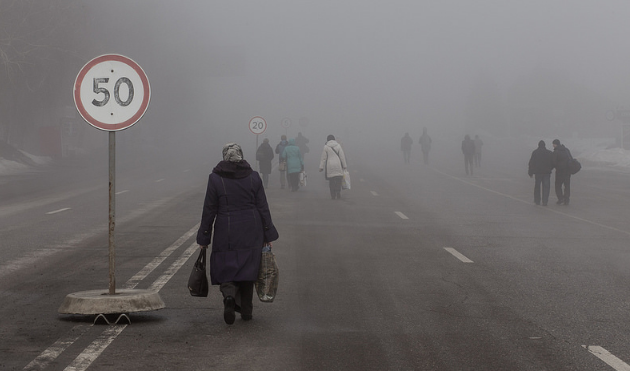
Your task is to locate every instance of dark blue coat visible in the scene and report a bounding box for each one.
[196,160,279,285]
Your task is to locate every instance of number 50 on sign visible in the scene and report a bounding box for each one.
[74,54,150,131]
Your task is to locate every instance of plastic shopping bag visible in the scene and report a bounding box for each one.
[256,250,279,302]
[342,170,351,190]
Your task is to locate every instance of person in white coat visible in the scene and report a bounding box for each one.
[319,134,347,199]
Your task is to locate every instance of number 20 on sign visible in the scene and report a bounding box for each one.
[249,116,267,135]
[74,54,150,131]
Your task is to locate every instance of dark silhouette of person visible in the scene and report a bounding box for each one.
[551,139,572,205]
[256,138,274,188]
[294,132,309,161]
[419,127,432,165]
[401,133,412,163]
[461,135,475,175]
[528,140,553,205]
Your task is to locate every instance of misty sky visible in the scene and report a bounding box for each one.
[85,1,630,151]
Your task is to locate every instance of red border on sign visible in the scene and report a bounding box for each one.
[249,116,267,135]
[73,54,151,131]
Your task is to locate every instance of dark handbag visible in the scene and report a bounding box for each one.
[187,248,208,297]
[568,158,581,175]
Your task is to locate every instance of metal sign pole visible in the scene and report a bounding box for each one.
[256,134,260,172]
[108,131,116,295]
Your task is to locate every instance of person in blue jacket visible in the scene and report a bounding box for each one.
[197,143,279,324]
[281,138,304,192]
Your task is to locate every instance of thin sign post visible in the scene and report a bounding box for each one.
[74,54,150,295]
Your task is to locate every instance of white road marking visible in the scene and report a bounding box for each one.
[149,242,198,291]
[371,191,379,196]
[22,325,91,371]
[46,208,71,215]
[63,325,127,371]
[395,211,409,220]
[583,345,630,370]
[432,168,630,238]
[155,178,165,183]
[115,190,129,195]
[444,247,474,263]
[123,224,199,289]
[182,169,191,173]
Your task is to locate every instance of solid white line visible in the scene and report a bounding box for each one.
[46,208,71,215]
[370,191,379,196]
[395,211,409,220]
[115,190,129,195]
[123,223,199,289]
[432,168,630,238]
[63,325,127,371]
[444,247,474,263]
[149,242,198,292]
[583,345,630,370]
[23,325,91,371]
[155,178,165,183]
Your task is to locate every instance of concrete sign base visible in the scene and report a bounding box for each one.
[58,289,165,315]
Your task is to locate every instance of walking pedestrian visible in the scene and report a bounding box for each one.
[474,135,483,167]
[319,134,347,200]
[461,134,475,175]
[256,138,274,188]
[551,139,572,205]
[401,133,412,164]
[419,127,432,165]
[275,135,288,189]
[196,143,279,325]
[528,140,553,206]
[281,138,304,192]
[294,132,310,161]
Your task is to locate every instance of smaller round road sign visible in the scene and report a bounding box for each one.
[249,116,267,135]
[74,54,150,131]
[281,118,291,128]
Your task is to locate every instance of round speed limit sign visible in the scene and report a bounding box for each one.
[74,54,150,131]
[249,116,267,135]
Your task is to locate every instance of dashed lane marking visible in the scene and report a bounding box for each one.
[63,325,127,371]
[155,178,165,183]
[395,211,409,220]
[583,345,630,371]
[22,325,91,371]
[371,191,379,196]
[46,208,71,215]
[432,168,630,238]
[444,247,474,263]
[115,190,129,195]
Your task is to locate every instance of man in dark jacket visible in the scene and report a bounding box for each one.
[401,133,413,163]
[275,135,288,189]
[461,135,475,175]
[528,140,554,206]
[551,139,572,205]
[256,138,274,188]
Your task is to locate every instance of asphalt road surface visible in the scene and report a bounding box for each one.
[3,140,630,370]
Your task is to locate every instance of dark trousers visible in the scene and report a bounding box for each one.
[288,172,300,191]
[555,173,571,203]
[464,155,474,175]
[422,150,429,165]
[220,281,254,316]
[262,173,269,188]
[534,173,551,205]
[474,152,481,167]
[402,150,410,163]
[329,176,343,199]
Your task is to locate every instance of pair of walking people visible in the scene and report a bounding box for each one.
[528,139,572,206]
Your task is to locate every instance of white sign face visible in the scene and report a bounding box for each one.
[249,116,267,135]
[281,118,291,128]
[74,54,150,131]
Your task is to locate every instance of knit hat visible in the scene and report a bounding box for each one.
[222,143,243,162]
[327,134,335,141]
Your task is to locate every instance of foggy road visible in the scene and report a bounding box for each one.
[2,143,630,371]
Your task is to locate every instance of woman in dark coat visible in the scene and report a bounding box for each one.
[256,138,274,188]
[197,143,279,324]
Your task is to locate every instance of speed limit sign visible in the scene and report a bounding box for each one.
[74,54,150,131]
[249,116,267,135]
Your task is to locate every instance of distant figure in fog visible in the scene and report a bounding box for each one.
[282,139,304,192]
[401,133,413,164]
[461,135,475,175]
[256,138,274,188]
[275,135,288,189]
[551,139,572,205]
[294,132,310,161]
[474,135,483,167]
[528,140,553,206]
[197,143,279,325]
[319,134,347,200]
[419,127,432,165]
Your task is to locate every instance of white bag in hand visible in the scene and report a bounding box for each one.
[342,170,351,190]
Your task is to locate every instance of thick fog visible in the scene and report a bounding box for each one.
[9,1,630,168]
